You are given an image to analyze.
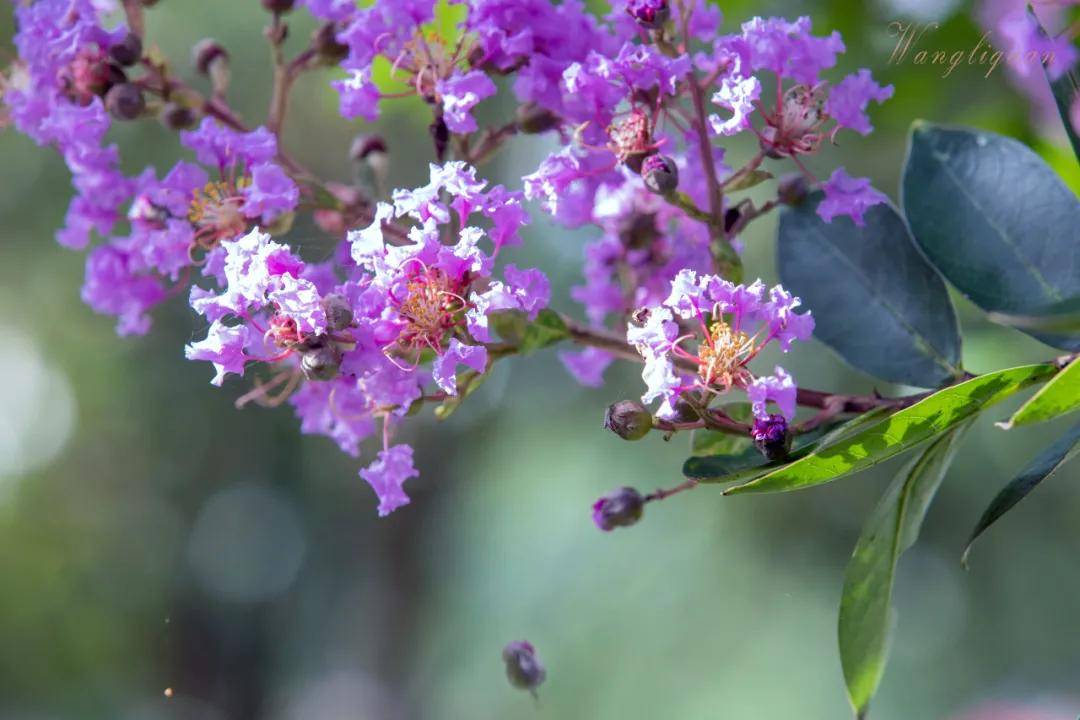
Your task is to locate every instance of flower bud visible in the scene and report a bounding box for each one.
[723,206,742,234]
[261,0,295,13]
[300,342,342,382]
[350,133,388,163]
[109,33,143,67]
[777,173,810,206]
[159,101,198,130]
[322,294,354,332]
[502,641,546,695]
[603,400,652,441]
[626,0,670,29]
[751,414,792,462]
[105,83,145,121]
[140,0,160,5]
[192,39,230,95]
[514,102,560,134]
[312,22,348,65]
[641,154,678,196]
[592,487,645,531]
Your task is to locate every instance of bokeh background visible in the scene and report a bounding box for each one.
[2,1,1079,718]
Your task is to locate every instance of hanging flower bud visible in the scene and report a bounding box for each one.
[322,294,354,332]
[751,414,792,462]
[261,0,295,13]
[160,101,198,130]
[502,641,546,696]
[626,0,669,30]
[603,400,653,441]
[109,33,143,67]
[300,342,342,381]
[777,173,810,206]
[641,154,678,196]
[723,206,742,234]
[192,39,230,95]
[105,83,146,121]
[312,22,348,65]
[592,487,645,531]
[515,102,560,134]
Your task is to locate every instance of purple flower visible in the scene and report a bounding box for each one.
[437,70,498,133]
[332,69,381,122]
[433,339,488,394]
[185,320,252,386]
[559,348,614,388]
[997,8,1078,80]
[360,444,419,517]
[300,0,356,21]
[710,72,762,136]
[747,367,796,421]
[81,244,167,336]
[817,168,888,226]
[242,163,300,221]
[738,16,844,86]
[826,70,894,136]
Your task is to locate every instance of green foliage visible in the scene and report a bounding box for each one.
[902,123,1080,350]
[962,422,1080,567]
[839,426,969,718]
[724,365,1056,496]
[489,309,570,353]
[1001,356,1080,429]
[778,194,962,388]
[690,404,753,457]
[1033,8,1080,163]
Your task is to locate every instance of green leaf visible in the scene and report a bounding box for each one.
[725,169,773,192]
[986,297,1080,336]
[433,370,487,420]
[724,364,1056,496]
[518,309,570,354]
[778,193,962,387]
[1032,8,1080,163]
[839,426,969,718]
[962,421,1080,567]
[1001,356,1080,429]
[690,404,753,457]
[902,123,1080,351]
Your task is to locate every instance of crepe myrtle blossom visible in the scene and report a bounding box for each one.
[628,270,813,421]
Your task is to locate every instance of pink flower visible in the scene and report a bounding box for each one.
[817,168,888,226]
[360,445,420,517]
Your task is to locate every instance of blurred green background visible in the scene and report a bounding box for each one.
[1,1,1079,718]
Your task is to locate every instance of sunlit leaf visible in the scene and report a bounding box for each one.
[1001,355,1080,429]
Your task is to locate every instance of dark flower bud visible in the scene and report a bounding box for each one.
[751,414,792,462]
[105,83,145,120]
[777,173,810,206]
[350,134,388,163]
[430,117,449,162]
[603,400,652,441]
[641,154,679,196]
[626,0,670,29]
[312,22,348,65]
[515,102,560,134]
[159,102,198,130]
[723,206,742,234]
[261,0,295,13]
[300,342,342,382]
[592,487,645,531]
[502,641,546,695]
[322,294,354,332]
[109,33,143,67]
[192,39,228,76]
[140,0,160,5]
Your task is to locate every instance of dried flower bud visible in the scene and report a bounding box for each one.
[312,22,348,65]
[105,83,145,121]
[109,33,143,67]
[261,0,295,13]
[723,206,742,234]
[192,39,230,96]
[350,134,388,163]
[300,342,342,382]
[777,173,810,206]
[502,641,546,695]
[641,154,679,196]
[626,0,670,29]
[603,400,652,441]
[751,414,792,462]
[515,102,560,134]
[159,102,198,130]
[592,487,645,531]
[430,117,449,162]
[322,294,354,332]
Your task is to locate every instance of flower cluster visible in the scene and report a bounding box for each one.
[627,269,814,422]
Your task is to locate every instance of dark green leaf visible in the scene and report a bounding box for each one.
[839,426,968,717]
[724,364,1056,496]
[1032,8,1080,163]
[725,169,773,192]
[1001,355,1080,429]
[690,404,753,457]
[518,309,570,353]
[778,194,962,387]
[987,297,1080,336]
[962,421,1080,566]
[902,123,1080,351]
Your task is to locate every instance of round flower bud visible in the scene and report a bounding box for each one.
[502,641,546,695]
[312,22,348,65]
[777,173,810,206]
[159,102,198,130]
[109,33,143,67]
[641,154,679,196]
[603,400,652,441]
[261,0,295,12]
[350,134,388,163]
[515,102,560,134]
[322,294,354,332]
[192,39,228,76]
[723,206,742,234]
[626,0,670,29]
[105,83,146,121]
[751,414,792,462]
[592,487,645,531]
[300,343,342,382]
